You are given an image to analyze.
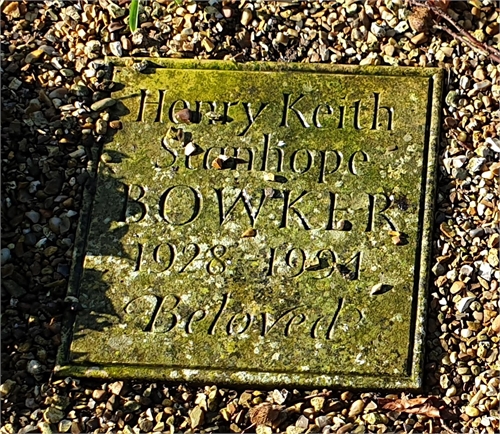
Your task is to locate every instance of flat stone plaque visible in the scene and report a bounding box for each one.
[57,60,442,389]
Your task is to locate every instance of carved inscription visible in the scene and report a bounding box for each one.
[131,242,363,281]
[120,183,398,232]
[124,293,363,339]
[136,91,394,132]
[113,85,406,343]
[109,81,411,347]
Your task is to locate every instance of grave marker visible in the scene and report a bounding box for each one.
[58,60,443,389]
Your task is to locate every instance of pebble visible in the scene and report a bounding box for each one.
[459,264,473,277]
[8,77,22,90]
[60,69,74,77]
[241,8,253,26]
[468,157,485,172]
[257,426,272,434]
[465,406,480,417]
[37,422,53,434]
[469,227,484,238]
[49,88,67,99]
[109,41,123,57]
[58,420,72,433]
[337,423,354,434]
[371,23,385,37]
[411,32,427,45]
[189,406,204,429]
[461,328,473,338]
[49,217,62,234]
[311,396,325,412]
[457,296,476,313]
[108,381,124,396]
[43,407,65,424]
[276,32,289,45]
[486,137,500,153]
[450,281,465,294]
[25,211,40,223]
[478,262,493,281]
[96,118,108,135]
[25,49,45,64]
[473,80,491,90]
[348,399,365,417]
[90,98,116,112]
[26,360,44,376]
[44,177,62,195]
[491,315,500,333]
[432,262,446,276]
[138,419,154,432]
[201,38,215,52]
[109,120,122,130]
[1,248,11,265]
[446,385,457,397]
[2,280,26,297]
[0,380,16,398]
[69,148,85,158]
[222,6,232,18]
[107,2,125,19]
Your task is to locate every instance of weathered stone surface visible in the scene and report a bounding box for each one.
[57,60,443,389]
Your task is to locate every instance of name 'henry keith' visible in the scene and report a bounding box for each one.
[136,91,395,134]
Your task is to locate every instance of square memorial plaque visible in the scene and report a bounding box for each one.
[57,60,443,390]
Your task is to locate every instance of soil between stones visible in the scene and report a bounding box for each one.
[1,1,499,434]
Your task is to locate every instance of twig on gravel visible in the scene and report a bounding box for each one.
[440,419,457,434]
[433,24,500,64]
[241,422,256,433]
[407,0,500,64]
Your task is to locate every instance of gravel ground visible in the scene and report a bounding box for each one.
[1,0,499,433]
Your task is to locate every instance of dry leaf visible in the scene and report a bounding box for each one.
[175,108,191,124]
[249,403,280,426]
[379,394,441,418]
[241,228,257,238]
[404,403,440,418]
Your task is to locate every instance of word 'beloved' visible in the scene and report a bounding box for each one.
[124,293,363,339]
